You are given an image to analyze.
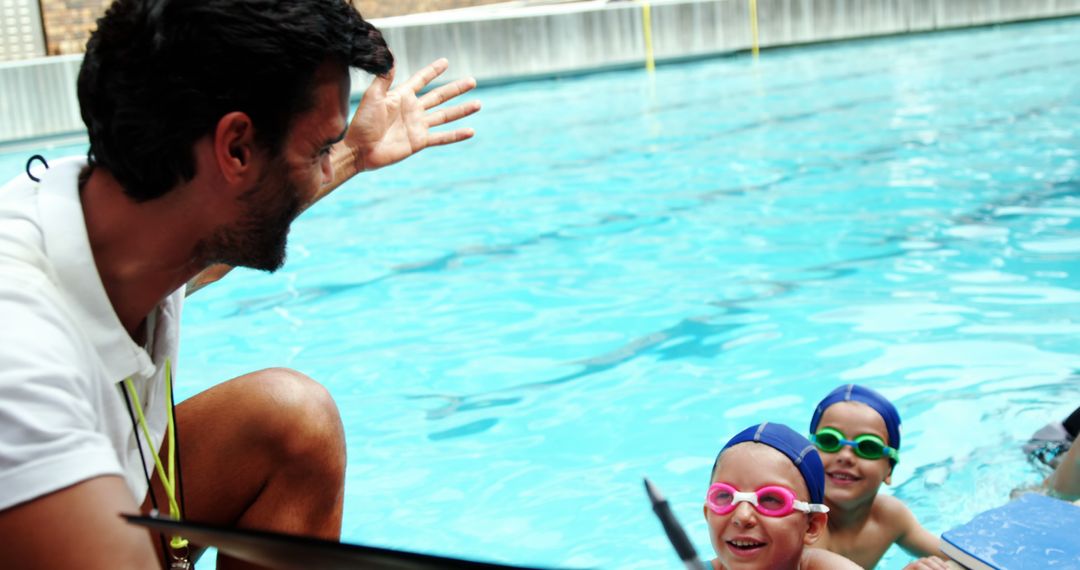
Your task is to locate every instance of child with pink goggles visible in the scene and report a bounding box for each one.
[706,482,830,517]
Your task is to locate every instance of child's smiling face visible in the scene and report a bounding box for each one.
[815,401,894,505]
[703,443,825,570]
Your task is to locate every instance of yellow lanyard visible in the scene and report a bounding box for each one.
[124,359,189,551]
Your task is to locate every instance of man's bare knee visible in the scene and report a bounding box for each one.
[249,368,345,467]
[165,368,345,536]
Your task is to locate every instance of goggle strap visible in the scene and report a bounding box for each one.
[793,500,830,514]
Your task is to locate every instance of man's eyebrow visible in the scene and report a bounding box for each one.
[324,127,347,147]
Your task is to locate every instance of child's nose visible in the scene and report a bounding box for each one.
[731,501,758,527]
[836,444,858,461]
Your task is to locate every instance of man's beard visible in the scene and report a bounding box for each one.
[199,160,303,272]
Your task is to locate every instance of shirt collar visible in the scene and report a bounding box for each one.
[38,157,156,381]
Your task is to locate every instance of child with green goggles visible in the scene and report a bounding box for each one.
[811,427,899,462]
[806,385,946,570]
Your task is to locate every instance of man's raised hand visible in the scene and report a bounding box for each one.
[339,58,480,176]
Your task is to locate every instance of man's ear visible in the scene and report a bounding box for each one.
[884,465,893,486]
[803,512,828,545]
[214,111,257,183]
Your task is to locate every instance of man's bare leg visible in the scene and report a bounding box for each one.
[143,367,346,569]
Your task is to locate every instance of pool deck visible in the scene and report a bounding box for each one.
[2,0,1080,147]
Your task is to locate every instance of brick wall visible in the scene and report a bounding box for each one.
[39,0,110,55]
[37,0,507,56]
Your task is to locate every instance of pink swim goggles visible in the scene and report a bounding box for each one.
[705,483,830,517]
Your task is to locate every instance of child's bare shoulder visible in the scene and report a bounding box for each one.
[873,493,920,532]
[802,546,863,569]
[874,493,911,513]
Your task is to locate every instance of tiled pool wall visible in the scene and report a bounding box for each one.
[2,0,1079,145]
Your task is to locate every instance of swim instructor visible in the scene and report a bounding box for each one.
[0,1,479,568]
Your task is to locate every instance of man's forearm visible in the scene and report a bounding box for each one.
[323,142,364,205]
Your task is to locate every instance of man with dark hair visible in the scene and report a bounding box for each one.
[0,0,479,567]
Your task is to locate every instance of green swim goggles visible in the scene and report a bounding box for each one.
[811,427,899,462]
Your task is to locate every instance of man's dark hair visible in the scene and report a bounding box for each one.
[78,0,393,201]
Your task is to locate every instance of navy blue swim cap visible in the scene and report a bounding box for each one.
[810,384,901,465]
[719,422,826,505]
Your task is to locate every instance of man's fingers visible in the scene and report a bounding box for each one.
[363,66,395,100]
[426,128,475,147]
[403,58,449,93]
[425,101,482,128]
[419,76,477,110]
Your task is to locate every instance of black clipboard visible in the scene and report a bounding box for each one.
[124,514,565,570]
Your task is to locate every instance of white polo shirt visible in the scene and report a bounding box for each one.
[0,156,184,510]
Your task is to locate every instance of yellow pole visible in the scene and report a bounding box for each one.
[749,0,760,59]
[643,2,655,72]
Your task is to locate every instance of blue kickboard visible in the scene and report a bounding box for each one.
[941,493,1080,569]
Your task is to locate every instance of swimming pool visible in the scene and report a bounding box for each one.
[4,15,1079,570]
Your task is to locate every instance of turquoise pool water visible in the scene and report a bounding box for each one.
[4,16,1079,570]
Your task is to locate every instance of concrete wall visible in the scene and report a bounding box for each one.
[0,0,47,61]
[351,0,508,19]
[377,3,646,84]
[0,54,82,143]
[3,0,1079,145]
[377,0,1080,86]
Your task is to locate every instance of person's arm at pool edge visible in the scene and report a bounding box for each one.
[187,58,480,295]
[889,496,945,559]
[1046,436,1080,500]
[902,557,952,570]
